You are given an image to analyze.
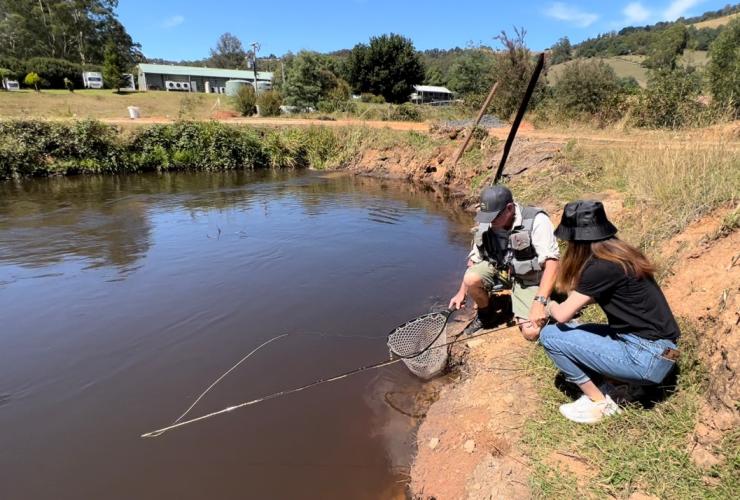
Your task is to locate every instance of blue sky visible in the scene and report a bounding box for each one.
[117,1,732,60]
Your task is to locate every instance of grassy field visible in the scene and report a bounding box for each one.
[0,89,226,120]
[692,12,740,29]
[548,57,650,87]
[548,50,710,88]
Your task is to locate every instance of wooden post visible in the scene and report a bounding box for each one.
[452,80,499,166]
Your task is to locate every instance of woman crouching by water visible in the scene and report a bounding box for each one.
[540,200,680,424]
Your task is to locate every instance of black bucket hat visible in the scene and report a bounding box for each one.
[554,200,618,241]
[475,185,513,223]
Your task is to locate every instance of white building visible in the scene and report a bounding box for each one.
[410,85,454,104]
[137,63,273,93]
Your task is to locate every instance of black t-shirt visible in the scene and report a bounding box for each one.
[575,258,680,341]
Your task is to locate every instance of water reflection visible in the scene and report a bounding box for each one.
[0,171,471,276]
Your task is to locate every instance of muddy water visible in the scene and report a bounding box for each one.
[0,171,472,500]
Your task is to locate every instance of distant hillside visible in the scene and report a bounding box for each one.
[547,49,710,88]
[692,11,740,29]
[572,3,739,58]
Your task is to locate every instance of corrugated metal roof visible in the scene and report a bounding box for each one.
[414,85,453,93]
[138,63,272,80]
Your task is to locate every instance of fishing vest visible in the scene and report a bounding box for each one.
[475,206,547,287]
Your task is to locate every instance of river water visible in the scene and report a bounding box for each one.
[0,170,473,500]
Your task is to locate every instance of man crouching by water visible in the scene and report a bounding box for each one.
[449,186,559,340]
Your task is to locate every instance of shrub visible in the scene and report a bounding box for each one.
[24,58,83,89]
[360,93,385,104]
[232,85,257,116]
[389,102,423,121]
[257,90,283,116]
[0,56,22,79]
[24,72,41,91]
[631,67,704,128]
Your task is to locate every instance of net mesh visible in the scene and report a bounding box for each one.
[387,310,450,379]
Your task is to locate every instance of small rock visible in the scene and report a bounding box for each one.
[503,394,515,406]
[428,437,440,450]
[464,439,476,453]
[628,492,660,500]
[691,445,721,469]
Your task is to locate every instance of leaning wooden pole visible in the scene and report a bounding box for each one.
[492,52,545,185]
[452,81,500,167]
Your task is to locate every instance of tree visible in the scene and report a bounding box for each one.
[707,18,740,114]
[24,71,41,91]
[346,33,425,103]
[643,24,688,70]
[447,47,496,96]
[490,29,546,119]
[633,67,703,128]
[209,33,247,69]
[283,51,339,109]
[102,41,127,92]
[552,60,623,119]
[0,0,140,66]
[549,37,573,65]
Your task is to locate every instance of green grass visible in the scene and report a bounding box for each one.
[523,321,738,499]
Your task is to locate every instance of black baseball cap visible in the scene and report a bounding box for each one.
[475,186,513,223]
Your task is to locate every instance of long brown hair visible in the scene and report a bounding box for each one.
[556,237,655,292]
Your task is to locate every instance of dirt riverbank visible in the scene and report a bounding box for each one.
[341,127,739,499]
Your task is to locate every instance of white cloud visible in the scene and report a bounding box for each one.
[162,15,185,28]
[663,0,704,21]
[623,2,651,24]
[544,2,599,27]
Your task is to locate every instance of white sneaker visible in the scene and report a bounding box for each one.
[559,394,621,424]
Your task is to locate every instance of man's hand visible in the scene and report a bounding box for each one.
[518,319,541,342]
[449,291,466,310]
[528,301,548,328]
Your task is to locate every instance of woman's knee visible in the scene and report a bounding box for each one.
[538,324,562,350]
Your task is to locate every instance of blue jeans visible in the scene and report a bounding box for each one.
[539,323,677,386]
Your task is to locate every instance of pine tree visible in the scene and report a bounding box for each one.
[102,41,126,92]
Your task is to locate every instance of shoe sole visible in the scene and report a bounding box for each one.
[559,406,621,424]
[559,407,604,424]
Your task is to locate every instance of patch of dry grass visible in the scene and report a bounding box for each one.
[0,89,223,120]
[512,138,739,252]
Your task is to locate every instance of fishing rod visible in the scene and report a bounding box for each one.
[492,52,545,185]
[141,320,520,438]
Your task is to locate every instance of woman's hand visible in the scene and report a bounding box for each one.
[548,291,594,323]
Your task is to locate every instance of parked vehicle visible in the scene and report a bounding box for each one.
[2,79,20,91]
[82,72,103,89]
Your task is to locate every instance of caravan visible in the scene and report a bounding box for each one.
[82,72,103,89]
